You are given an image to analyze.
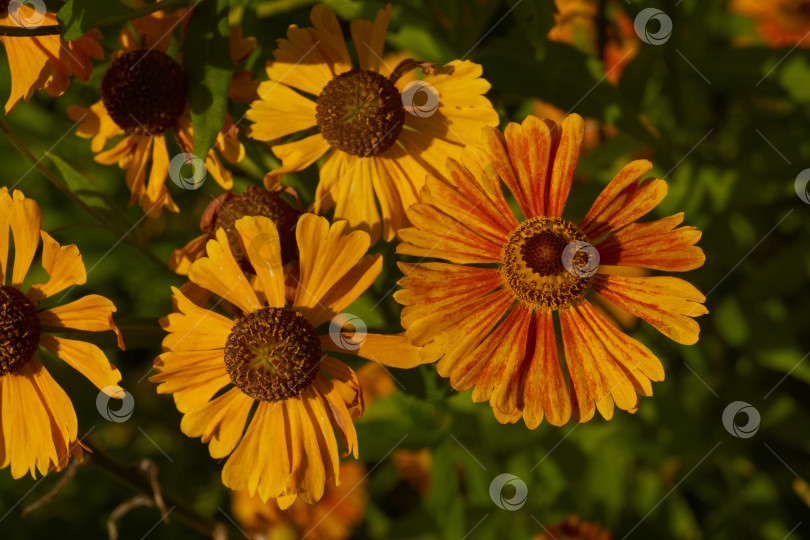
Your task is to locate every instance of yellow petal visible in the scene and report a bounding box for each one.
[320,333,428,369]
[38,294,125,350]
[180,388,253,459]
[40,334,121,392]
[5,189,41,288]
[188,228,262,314]
[234,216,285,308]
[351,4,392,72]
[27,231,86,303]
[246,82,317,141]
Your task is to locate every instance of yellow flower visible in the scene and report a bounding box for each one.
[0,2,104,113]
[231,462,367,540]
[68,9,245,218]
[245,4,499,243]
[0,187,124,479]
[394,114,707,427]
[731,0,810,47]
[152,213,421,505]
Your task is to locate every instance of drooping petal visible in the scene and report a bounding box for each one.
[265,134,331,187]
[38,294,124,350]
[39,335,121,392]
[592,275,708,345]
[180,388,253,459]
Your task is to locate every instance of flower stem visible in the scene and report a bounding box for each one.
[87,448,223,538]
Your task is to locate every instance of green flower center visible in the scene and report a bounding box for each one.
[224,307,321,402]
[0,286,40,376]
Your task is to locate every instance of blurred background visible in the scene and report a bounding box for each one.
[1,0,810,538]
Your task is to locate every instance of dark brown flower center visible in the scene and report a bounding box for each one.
[0,286,40,376]
[101,49,187,135]
[316,69,405,157]
[224,307,321,402]
[502,218,597,310]
[204,186,301,273]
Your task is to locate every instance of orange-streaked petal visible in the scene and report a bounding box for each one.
[593,275,708,345]
[546,114,585,217]
[596,212,706,272]
[523,310,571,428]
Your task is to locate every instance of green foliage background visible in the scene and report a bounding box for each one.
[1,0,809,538]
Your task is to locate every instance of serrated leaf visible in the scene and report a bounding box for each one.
[184,0,233,160]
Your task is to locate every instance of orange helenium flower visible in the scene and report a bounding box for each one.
[0,2,103,112]
[67,10,245,218]
[245,4,499,243]
[731,0,810,47]
[152,214,420,505]
[0,188,124,478]
[231,462,367,540]
[394,114,707,427]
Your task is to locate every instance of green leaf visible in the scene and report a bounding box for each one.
[58,0,192,41]
[184,0,234,160]
[57,0,129,41]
